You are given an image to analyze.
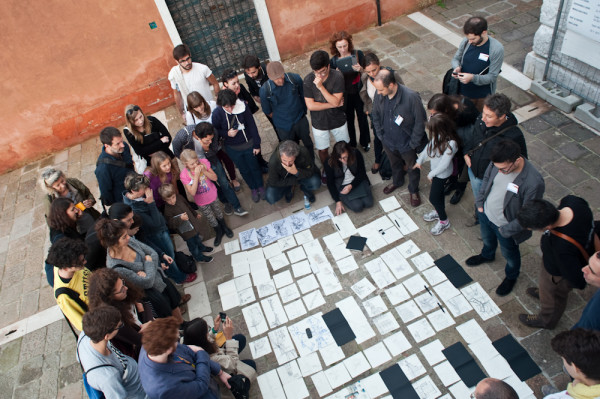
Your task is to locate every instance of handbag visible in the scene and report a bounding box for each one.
[228,374,251,399]
[549,229,598,262]
[443,68,459,95]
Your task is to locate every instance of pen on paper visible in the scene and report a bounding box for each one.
[424,286,432,295]
[438,303,445,313]
[335,224,340,230]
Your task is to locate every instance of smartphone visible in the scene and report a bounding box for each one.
[351,54,357,65]
[219,312,226,322]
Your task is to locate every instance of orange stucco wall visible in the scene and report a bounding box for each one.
[0,0,175,174]
[266,0,433,59]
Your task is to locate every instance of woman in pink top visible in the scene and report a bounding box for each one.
[179,149,233,246]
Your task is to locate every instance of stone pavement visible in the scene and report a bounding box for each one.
[1,1,599,397]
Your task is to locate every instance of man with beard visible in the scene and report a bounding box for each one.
[168,44,221,123]
[451,16,504,112]
[95,127,134,207]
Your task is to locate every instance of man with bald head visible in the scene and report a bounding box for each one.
[473,378,519,399]
[372,69,427,206]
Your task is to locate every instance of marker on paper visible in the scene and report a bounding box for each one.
[438,303,445,313]
[394,220,400,228]
[335,224,340,230]
[424,286,432,295]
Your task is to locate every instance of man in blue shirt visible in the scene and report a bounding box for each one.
[95,127,134,207]
[260,61,314,160]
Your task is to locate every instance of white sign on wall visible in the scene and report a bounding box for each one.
[566,0,600,42]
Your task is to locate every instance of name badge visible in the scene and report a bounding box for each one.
[395,115,404,126]
[479,53,489,62]
[507,182,519,194]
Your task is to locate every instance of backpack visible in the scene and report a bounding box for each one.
[442,68,459,95]
[175,251,197,274]
[55,287,89,312]
[229,374,251,399]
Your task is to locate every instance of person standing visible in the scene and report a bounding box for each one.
[123,104,173,163]
[260,61,314,158]
[466,140,545,296]
[95,127,134,207]
[517,196,594,329]
[372,69,427,206]
[451,16,504,112]
[168,44,220,123]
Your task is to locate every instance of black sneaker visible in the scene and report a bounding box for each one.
[465,255,493,266]
[233,206,248,216]
[202,246,214,254]
[200,255,213,263]
[307,192,316,203]
[223,203,234,216]
[496,278,517,296]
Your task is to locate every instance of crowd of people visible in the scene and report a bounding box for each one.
[37,17,600,399]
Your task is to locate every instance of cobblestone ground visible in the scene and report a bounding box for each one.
[1,0,599,397]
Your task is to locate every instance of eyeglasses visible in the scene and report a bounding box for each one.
[178,56,191,64]
[497,161,516,174]
[113,322,124,331]
[314,66,329,77]
[126,105,141,115]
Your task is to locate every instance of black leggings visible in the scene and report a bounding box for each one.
[430,177,449,221]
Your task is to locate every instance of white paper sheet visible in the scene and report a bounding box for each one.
[303,290,326,311]
[336,296,376,344]
[363,342,392,368]
[246,247,264,259]
[334,382,371,399]
[383,331,411,356]
[414,291,441,313]
[351,277,376,300]
[311,371,333,397]
[319,343,346,366]
[262,242,282,259]
[273,270,294,289]
[329,243,352,261]
[413,375,442,399]
[379,196,401,212]
[456,319,489,345]
[234,274,252,291]
[279,283,301,303]
[257,369,286,398]
[277,360,309,399]
[256,280,277,298]
[422,266,448,286]
[332,213,357,238]
[269,252,290,271]
[257,223,280,247]
[364,257,396,289]
[449,381,473,398]
[238,287,256,306]
[360,373,390,399]
[382,226,404,245]
[287,212,311,233]
[445,294,473,317]
[410,252,435,271]
[249,259,270,286]
[406,318,436,343]
[427,308,455,331]
[249,336,271,359]
[224,239,241,255]
[315,264,342,296]
[480,355,514,380]
[461,282,502,320]
[268,326,298,365]
[278,235,297,251]
[325,362,352,389]
[343,352,371,379]
[261,294,289,329]
[232,262,250,278]
[399,353,426,380]
[373,312,400,335]
[287,246,307,264]
[384,283,411,305]
[395,300,423,323]
[242,302,269,337]
[218,280,239,310]
[336,255,359,274]
[297,352,322,377]
[420,339,445,366]
[297,274,320,294]
[403,274,428,296]
[362,295,388,317]
[381,248,414,280]
[434,361,461,386]
[397,239,421,258]
[294,229,314,245]
[308,206,334,226]
[390,208,419,235]
[239,228,259,250]
[469,340,499,362]
[504,375,534,398]
[303,239,328,266]
[433,280,461,302]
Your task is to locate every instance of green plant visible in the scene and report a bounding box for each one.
[437,0,446,8]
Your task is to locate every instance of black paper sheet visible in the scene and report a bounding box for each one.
[442,342,486,387]
[435,254,473,288]
[346,235,367,251]
[380,364,419,399]
[493,334,541,381]
[321,308,355,346]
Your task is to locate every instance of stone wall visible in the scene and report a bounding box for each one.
[523,0,600,106]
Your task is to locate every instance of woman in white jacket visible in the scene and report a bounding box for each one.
[414,113,459,235]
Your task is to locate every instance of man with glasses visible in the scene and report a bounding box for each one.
[304,50,349,179]
[462,93,527,225]
[573,251,600,331]
[95,127,134,207]
[466,140,544,296]
[168,44,220,123]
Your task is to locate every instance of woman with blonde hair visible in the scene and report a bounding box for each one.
[123,104,174,163]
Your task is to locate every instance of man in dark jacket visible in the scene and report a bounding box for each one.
[466,140,545,296]
[517,196,594,328]
[95,127,134,207]
[372,69,427,206]
[265,140,320,204]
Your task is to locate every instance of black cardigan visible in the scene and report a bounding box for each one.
[324,149,369,202]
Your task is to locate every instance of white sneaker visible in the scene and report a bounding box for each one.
[431,220,451,235]
[423,210,439,222]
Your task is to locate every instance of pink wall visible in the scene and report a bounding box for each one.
[0,0,176,174]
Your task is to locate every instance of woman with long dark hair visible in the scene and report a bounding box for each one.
[324,141,373,216]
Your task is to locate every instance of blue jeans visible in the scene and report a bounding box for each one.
[226,146,264,190]
[265,174,321,204]
[212,160,241,208]
[148,230,187,283]
[478,211,521,280]
[185,235,210,262]
[468,167,483,201]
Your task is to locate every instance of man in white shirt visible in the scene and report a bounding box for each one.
[168,44,220,123]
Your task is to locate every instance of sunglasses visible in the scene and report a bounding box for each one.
[126,105,141,115]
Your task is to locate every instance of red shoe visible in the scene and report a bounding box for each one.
[184,273,197,284]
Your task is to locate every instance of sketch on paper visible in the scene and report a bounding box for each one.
[256,280,277,298]
[461,282,501,320]
[224,239,240,255]
[407,318,436,343]
[397,239,421,258]
[239,228,259,250]
[413,376,442,399]
[294,229,314,245]
[249,336,271,359]
[351,278,376,300]
[303,290,326,311]
[279,283,301,303]
[268,326,298,365]
[278,235,297,251]
[261,294,289,328]
[414,291,440,313]
[398,353,426,380]
[269,253,290,271]
[308,206,334,226]
[238,287,256,306]
[272,218,293,239]
[373,312,400,335]
[256,224,278,247]
[284,299,307,321]
[288,312,335,357]
[362,295,387,317]
[242,303,269,337]
[287,212,311,233]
